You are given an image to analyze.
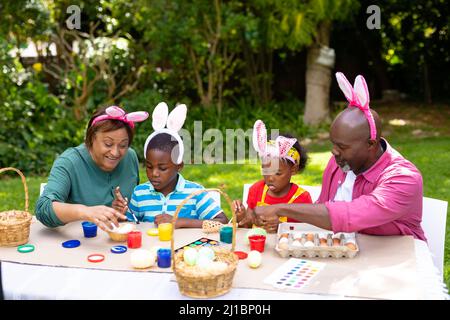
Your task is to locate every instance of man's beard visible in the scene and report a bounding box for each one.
[340,163,351,173]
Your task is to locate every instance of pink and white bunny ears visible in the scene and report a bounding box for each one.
[253,120,300,165]
[335,72,377,140]
[143,102,187,164]
[91,106,149,129]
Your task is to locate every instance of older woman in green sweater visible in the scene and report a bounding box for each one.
[35,106,148,231]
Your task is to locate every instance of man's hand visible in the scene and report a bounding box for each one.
[254,205,280,233]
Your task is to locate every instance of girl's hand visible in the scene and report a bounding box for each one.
[233,200,246,222]
[154,213,173,226]
[84,206,126,232]
[238,208,257,228]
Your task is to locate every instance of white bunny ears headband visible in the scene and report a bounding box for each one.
[335,72,377,140]
[253,120,300,165]
[143,102,187,164]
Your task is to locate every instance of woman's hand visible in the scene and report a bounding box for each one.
[154,213,173,226]
[84,206,126,232]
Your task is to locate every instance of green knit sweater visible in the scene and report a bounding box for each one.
[35,144,140,228]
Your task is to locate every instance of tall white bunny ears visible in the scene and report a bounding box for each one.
[143,102,187,164]
[335,72,377,140]
[253,120,300,164]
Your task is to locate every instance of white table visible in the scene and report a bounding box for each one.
[2,240,448,300]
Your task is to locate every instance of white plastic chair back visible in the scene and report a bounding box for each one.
[208,190,221,207]
[421,197,448,277]
[39,183,47,196]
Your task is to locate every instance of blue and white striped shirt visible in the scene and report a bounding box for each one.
[126,174,222,222]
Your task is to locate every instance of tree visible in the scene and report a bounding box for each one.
[238,0,358,123]
[302,0,358,125]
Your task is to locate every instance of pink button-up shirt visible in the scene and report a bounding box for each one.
[318,139,426,241]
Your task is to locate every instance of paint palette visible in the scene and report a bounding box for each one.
[264,258,325,290]
[175,238,219,253]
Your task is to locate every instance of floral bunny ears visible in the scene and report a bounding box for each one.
[335,72,377,140]
[253,120,300,165]
[91,106,149,129]
[143,102,187,164]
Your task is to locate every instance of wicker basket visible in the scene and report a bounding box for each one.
[171,188,238,298]
[0,167,32,247]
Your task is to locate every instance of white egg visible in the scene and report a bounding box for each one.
[198,247,215,261]
[247,250,262,268]
[278,237,289,250]
[196,255,212,269]
[117,223,135,234]
[292,240,303,247]
[304,241,315,247]
[205,261,228,275]
[130,249,156,269]
[183,247,198,266]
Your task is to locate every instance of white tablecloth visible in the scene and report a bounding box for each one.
[2,239,448,300]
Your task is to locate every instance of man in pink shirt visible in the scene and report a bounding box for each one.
[250,73,426,241]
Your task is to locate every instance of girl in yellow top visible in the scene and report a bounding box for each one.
[234,120,312,232]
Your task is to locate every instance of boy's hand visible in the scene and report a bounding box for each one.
[154,213,173,226]
[112,186,128,218]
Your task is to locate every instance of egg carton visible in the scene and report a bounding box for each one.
[275,223,359,259]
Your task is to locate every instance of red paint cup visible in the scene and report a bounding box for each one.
[249,235,266,252]
[127,231,142,249]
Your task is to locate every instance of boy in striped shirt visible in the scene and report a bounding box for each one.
[126,133,228,228]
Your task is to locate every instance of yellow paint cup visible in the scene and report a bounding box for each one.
[158,223,173,241]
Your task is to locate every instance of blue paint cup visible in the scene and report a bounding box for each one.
[157,248,171,268]
[82,221,97,238]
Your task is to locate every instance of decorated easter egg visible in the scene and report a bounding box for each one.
[246,228,267,245]
[198,246,215,261]
[130,249,156,269]
[183,247,199,266]
[247,250,262,268]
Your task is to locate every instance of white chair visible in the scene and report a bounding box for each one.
[208,190,221,207]
[39,182,47,196]
[241,183,447,277]
[421,197,448,278]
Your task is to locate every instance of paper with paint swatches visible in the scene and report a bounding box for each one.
[263,258,325,290]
